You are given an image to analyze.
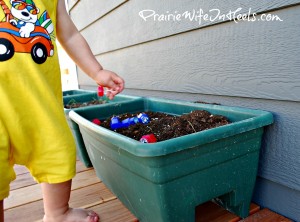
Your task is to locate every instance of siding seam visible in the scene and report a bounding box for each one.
[69,0,80,11]
[91,2,300,56]
[77,0,129,33]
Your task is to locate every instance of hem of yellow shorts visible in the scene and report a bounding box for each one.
[33,172,76,184]
[0,173,16,200]
[0,190,10,201]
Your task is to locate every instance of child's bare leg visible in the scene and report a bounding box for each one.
[41,180,99,222]
[0,200,4,222]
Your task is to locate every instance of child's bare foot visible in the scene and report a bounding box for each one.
[43,208,99,222]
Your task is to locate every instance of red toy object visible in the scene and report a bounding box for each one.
[97,86,104,97]
[92,118,101,125]
[140,134,157,143]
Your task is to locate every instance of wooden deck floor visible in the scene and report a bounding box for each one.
[4,160,292,222]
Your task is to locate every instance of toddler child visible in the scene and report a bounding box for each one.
[0,0,124,221]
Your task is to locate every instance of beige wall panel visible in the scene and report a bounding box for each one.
[78,6,300,102]
[68,0,79,10]
[69,0,127,31]
[80,0,300,55]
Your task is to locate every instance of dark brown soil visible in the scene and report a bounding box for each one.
[65,99,107,109]
[100,110,230,142]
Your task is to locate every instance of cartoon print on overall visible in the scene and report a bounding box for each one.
[0,0,54,64]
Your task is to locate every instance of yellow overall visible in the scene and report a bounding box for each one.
[0,0,76,200]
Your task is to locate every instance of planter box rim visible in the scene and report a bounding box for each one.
[69,97,273,157]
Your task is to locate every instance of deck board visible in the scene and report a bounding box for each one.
[5,169,100,210]
[4,160,292,222]
[9,172,36,191]
[196,201,261,222]
[239,208,293,222]
[89,199,139,222]
[196,201,239,222]
[10,161,91,191]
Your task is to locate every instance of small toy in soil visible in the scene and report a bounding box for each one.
[140,134,157,143]
[110,113,150,130]
[111,116,122,130]
[122,117,139,127]
[92,118,101,125]
[137,113,150,124]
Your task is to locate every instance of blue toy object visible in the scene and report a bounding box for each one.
[110,116,122,130]
[137,113,150,124]
[122,117,139,127]
[110,113,150,130]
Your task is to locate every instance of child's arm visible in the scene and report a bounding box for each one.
[56,0,124,99]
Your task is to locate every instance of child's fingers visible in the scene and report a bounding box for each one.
[106,85,122,100]
[106,90,118,100]
[96,70,124,99]
[112,75,125,91]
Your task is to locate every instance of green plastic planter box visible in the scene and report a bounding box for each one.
[63,89,95,97]
[64,93,141,167]
[69,97,273,221]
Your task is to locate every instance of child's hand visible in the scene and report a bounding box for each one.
[94,70,124,100]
